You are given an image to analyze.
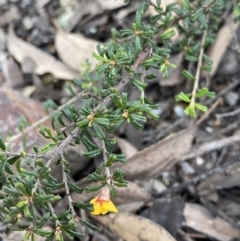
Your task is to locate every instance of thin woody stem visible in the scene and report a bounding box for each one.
[60,153,77,218]
[101,140,111,185]
[190,29,207,105]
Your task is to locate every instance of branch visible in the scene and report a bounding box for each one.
[190,29,207,106]
[101,140,111,184]
[60,153,77,219]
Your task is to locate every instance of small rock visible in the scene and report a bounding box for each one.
[196,156,205,166]
[152,179,167,193]
[174,104,185,117]
[22,16,34,30]
[180,162,195,174]
[225,91,239,107]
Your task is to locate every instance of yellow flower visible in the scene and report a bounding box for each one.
[89,187,118,215]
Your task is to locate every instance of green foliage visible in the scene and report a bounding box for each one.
[0,0,238,240]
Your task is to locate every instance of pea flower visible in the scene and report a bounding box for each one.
[90,186,118,215]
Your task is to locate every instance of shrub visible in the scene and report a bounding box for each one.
[0,0,239,240]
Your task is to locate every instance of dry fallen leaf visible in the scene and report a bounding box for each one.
[55,30,98,72]
[0,53,25,88]
[94,212,177,241]
[183,203,240,241]
[115,136,138,159]
[117,126,196,180]
[205,15,240,77]
[0,87,51,152]
[7,26,77,79]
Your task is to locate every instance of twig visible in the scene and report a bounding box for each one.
[181,133,240,161]
[155,157,240,198]
[205,78,240,106]
[0,151,48,159]
[60,153,77,218]
[190,30,207,107]
[101,140,111,184]
[196,98,222,126]
[216,107,240,118]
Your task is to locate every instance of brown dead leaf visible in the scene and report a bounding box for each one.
[115,136,138,159]
[94,213,176,241]
[117,126,196,180]
[205,15,240,77]
[1,54,25,88]
[7,26,77,79]
[0,87,50,152]
[55,30,98,72]
[117,201,146,213]
[183,203,240,241]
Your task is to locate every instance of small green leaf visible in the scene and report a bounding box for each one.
[0,134,6,151]
[65,230,85,238]
[82,221,98,231]
[181,70,195,81]
[135,36,142,52]
[203,54,213,66]
[73,202,94,212]
[94,118,110,127]
[92,52,109,62]
[43,99,58,114]
[76,119,89,128]
[195,103,208,112]
[39,166,51,179]
[34,228,53,237]
[7,156,20,165]
[85,183,105,193]
[175,92,191,103]
[45,233,55,241]
[184,104,196,118]
[93,123,105,140]
[67,181,84,194]
[3,186,22,196]
[160,28,175,40]
[33,145,39,153]
[191,8,203,20]
[33,194,58,204]
[113,182,128,187]
[108,119,124,133]
[156,0,161,6]
[0,158,7,176]
[88,172,106,181]
[83,149,102,158]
